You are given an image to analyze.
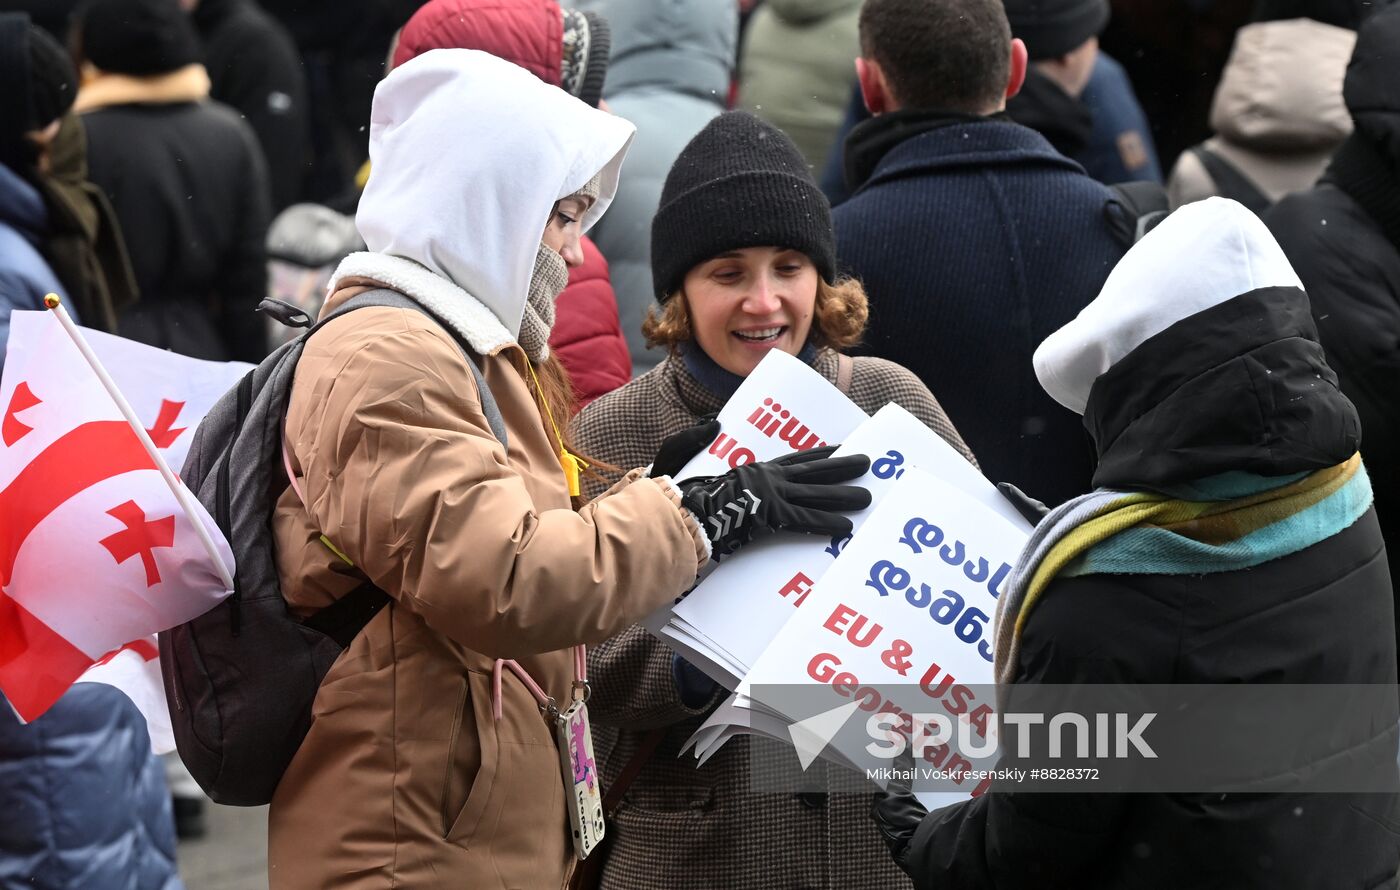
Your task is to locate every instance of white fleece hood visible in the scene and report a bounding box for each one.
[1033,197,1304,415]
[354,49,635,340]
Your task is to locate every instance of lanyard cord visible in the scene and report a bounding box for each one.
[523,357,589,497]
[490,358,592,722]
[493,647,588,722]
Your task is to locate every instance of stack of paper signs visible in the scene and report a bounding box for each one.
[647,350,1034,795]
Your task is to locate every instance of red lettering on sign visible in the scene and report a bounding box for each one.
[779,572,814,607]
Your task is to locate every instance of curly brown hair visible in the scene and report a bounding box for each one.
[641,276,870,356]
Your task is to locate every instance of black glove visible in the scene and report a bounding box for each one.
[678,446,872,558]
[997,481,1050,525]
[650,417,721,480]
[871,746,928,877]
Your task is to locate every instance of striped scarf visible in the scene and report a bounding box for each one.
[993,453,1373,687]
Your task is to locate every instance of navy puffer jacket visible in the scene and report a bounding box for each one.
[0,684,182,890]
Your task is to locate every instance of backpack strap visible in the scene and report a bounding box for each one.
[302,580,394,648]
[1105,181,1172,248]
[292,287,512,647]
[319,288,509,448]
[835,352,854,396]
[1188,145,1272,216]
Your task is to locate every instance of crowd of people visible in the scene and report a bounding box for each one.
[0,0,1398,887]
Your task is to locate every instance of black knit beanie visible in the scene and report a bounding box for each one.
[0,13,78,169]
[1003,0,1110,60]
[561,8,610,109]
[651,111,835,302]
[77,0,201,77]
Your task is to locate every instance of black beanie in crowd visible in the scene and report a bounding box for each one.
[650,111,836,302]
[78,0,201,77]
[0,13,78,169]
[561,8,610,109]
[1003,0,1110,60]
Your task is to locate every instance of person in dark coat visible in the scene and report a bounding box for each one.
[1077,52,1162,184]
[0,14,138,362]
[1,13,79,365]
[1266,1,1400,662]
[834,0,1125,507]
[74,0,271,363]
[870,197,1400,889]
[187,0,311,211]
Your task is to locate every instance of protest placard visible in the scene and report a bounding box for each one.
[736,468,1031,795]
[668,402,1023,687]
[644,349,867,652]
[667,348,868,480]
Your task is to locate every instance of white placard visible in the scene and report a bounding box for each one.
[669,349,868,482]
[672,404,1027,682]
[738,468,1030,794]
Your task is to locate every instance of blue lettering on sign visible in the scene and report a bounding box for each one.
[825,533,852,559]
[870,554,995,664]
[871,450,907,480]
[898,516,1012,600]
[865,559,911,597]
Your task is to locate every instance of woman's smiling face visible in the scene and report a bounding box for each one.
[682,246,818,376]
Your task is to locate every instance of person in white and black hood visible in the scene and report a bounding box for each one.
[73,0,271,363]
[869,198,1400,888]
[1267,0,1400,662]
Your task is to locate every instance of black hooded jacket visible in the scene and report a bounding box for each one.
[897,285,1400,889]
[1266,4,1400,656]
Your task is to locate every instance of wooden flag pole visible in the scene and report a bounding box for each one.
[43,294,236,592]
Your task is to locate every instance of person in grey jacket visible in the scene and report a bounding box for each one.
[738,0,861,173]
[569,0,737,375]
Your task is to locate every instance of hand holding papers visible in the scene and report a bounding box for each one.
[639,350,1035,795]
[677,446,872,557]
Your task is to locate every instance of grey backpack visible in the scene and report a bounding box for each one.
[159,288,506,806]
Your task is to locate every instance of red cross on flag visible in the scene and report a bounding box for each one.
[0,308,245,731]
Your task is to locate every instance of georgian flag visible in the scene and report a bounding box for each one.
[0,310,246,742]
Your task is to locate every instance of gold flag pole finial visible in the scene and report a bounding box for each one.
[43,293,60,310]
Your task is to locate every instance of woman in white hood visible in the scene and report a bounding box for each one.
[266,50,870,889]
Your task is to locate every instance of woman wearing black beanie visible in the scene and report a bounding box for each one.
[569,110,975,890]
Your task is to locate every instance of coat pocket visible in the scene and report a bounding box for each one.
[443,672,498,841]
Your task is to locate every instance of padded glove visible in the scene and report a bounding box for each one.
[650,417,721,480]
[870,747,928,876]
[678,446,871,558]
[996,481,1050,525]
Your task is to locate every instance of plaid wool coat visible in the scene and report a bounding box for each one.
[570,350,975,890]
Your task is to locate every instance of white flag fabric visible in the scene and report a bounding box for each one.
[0,310,243,730]
[74,635,174,753]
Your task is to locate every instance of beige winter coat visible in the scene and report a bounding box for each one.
[1168,17,1356,209]
[266,261,707,889]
